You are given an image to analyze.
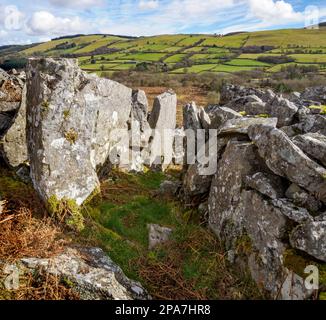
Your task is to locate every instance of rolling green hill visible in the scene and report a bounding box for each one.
[1,26,326,75]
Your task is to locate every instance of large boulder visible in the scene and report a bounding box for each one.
[245,172,285,199]
[290,220,326,262]
[0,68,24,113]
[292,133,326,167]
[248,125,326,204]
[208,140,267,242]
[26,58,133,206]
[21,247,149,300]
[206,105,242,129]
[223,95,298,127]
[183,101,202,130]
[183,137,228,200]
[129,89,151,149]
[0,85,28,168]
[147,90,177,168]
[218,117,278,135]
[299,115,326,136]
[301,86,326,104]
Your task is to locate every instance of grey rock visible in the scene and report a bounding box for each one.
[206,105,242,129]
[147,91,177,169]
[0,68,23,113]
[26,58,133,205]
[218,117,278,135]
[220,84,271,105]
[293,133,326,167]
[183,137,228,199]
[129,90,151,149]
[148,224,173,250]
[223,95,266,115]
[198,107,211,129]
[266,95,298,127]
[245,172,285,199]
[299,115,326,136]
[248,125,326,204]
[183,102,202,130]
[290,220,326,262]
[280,269,314,300]
[158,180,181,197]
[301,86,326,104]
[0,84,28,167]
[21,247,149,300]
[208,140,267,242]
[285,183,323,213]
[271,198,312,223]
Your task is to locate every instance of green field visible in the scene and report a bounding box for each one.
[5,26,325,76]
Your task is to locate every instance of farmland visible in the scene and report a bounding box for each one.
[1,26,326,75]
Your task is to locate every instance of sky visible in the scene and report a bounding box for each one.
[0,0,325,45]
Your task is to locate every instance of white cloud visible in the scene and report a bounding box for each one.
[27,11,85,36]
[0,30,8,38]
[49,0,104,9]
[248,0,303,25]
[139,0,159,10]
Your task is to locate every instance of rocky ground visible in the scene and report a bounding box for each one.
[0,58,325,300]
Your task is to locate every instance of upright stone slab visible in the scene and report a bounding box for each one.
[26,58,133,205]
[147,90,177,168]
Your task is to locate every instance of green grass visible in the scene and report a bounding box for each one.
[201,33,249,48]
[164,54,187,63]
[78,169,262,299]
[212,64,261,72]
[74,36,123,54]
[267,62,321,72]
[288,54,326,63]
[246,28,326,47]
[225,58,271,67]
[122,52,166,61]
[173,64,216,74]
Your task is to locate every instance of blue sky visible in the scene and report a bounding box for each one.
[0,0,325,45]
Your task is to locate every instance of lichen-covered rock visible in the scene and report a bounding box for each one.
[26,58,133,205]
[220,84,271,105]
[290,220,326,262]
[218,117,277,135]
[129,90,151,149]
[248,125,326,204]
[206,105,242,129]
[208,140,267,242]
[223,95,266,115]
[293,133,326,167]
[21,247,150,300]
[266,95,298,127]
[183,137,228,200]
[285,183,323,213]
[245,172,285,199]
[299,115,326,136]
[0,68,24,113]
[183,101,202,130]
[271,198,312,223]
[301,86,326,104]
[198,107,211,129]
[0,85,28,167]
[148,224,173,250]
[147,90,177,168]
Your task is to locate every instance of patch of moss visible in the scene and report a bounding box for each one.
[239,111,246,116]
[63,110,71,120]
[309,105,326,115]
[64,129,78,145]
[255,113,270,118]
[47,195,84,232]
[41,101,50,117]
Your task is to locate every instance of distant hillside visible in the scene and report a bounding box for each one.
[1,26,326,75]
